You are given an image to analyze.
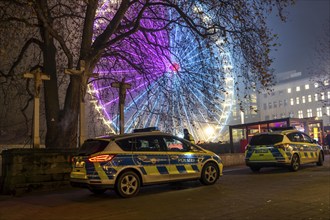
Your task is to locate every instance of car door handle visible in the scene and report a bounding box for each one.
[171,156,179,160]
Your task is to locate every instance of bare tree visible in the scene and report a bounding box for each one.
[0,0,294,148]
[309,21,330,108]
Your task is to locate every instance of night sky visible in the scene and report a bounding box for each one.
[268,0,329,75]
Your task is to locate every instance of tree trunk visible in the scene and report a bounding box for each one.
[41,27,80,149]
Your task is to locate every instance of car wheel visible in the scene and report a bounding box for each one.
[250,166,261,172]
[316,152,324,166]
[200,162,219,185]
[89,188,107,194]
[290,154,300,172]
[115,171,140,198]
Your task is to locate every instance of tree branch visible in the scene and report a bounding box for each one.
[7,38,43,77]
[34,0,74,68]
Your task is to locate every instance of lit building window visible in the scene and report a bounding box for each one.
[251,105,257,115]
[287,88,291,93]
[302,96,306,103]
[250,94,257,103]
[316,108,322,117]
[328,91,330,99]
[290,98,294,105]
[308,95,312,102]
[324,80,329,86]
[305,84,309,90]
[307,109,312,117]
[321,92,325,100]
[314,94,318,102]
[296,86,300,92]
[314,83,319,88]
[327,107,330,116]
[298,110,303,118]
[296,97,300,104]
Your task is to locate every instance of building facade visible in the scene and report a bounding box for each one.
[257,70,330,127]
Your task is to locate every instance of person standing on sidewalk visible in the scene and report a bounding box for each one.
[183,128,195,144]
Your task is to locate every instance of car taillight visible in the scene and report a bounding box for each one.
[88,154,115,162]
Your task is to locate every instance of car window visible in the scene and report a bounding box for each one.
[300,133,314,143]
[115,138,135,151]
[78,139,109,155]
[136,136,166,151]
[163,137,189,152]
[287,133,304,142]
[249,134,283,145]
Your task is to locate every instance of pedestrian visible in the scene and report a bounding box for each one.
[325,131,330,147]
[183,128,195,144]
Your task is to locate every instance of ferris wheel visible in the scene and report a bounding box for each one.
[89,2,236,142]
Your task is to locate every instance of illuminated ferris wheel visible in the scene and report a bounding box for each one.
[89,2,236,142]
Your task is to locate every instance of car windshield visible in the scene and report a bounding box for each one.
[249,134,283,145]
[77,139,109,155]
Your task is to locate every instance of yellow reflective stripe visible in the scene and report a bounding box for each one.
[168,165,180,174]
[184,165,196,173]
[143,166,160,175]
[94,162,109,180]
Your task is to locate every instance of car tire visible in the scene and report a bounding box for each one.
[290,154,300,172]
[250,166,261,172]
[89,188,107,194]
[316,152,324,166]
[200,162,219,185]
[115,171,140,198]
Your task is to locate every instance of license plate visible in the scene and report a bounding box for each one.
[255,149,268,153]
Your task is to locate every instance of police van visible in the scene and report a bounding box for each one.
[245,128,324,172]
[70,128,223,198]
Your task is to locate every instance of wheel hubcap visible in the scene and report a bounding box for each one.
[205,166,217,182]
[121,175,138,195]
[292,156,299,169]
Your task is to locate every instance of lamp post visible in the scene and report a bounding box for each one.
[111,78,131,134]
[23,68,50,148]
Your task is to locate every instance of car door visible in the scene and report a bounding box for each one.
[131,136,170,183]
[287,132,308,163]
[162,136,201,181]
[300,132,319,163]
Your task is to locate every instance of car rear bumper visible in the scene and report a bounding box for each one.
[245,160,290,167]
[70,178,114,190]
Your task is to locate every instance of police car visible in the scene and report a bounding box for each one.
[70,128,223,198]
[245,128,324,172]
